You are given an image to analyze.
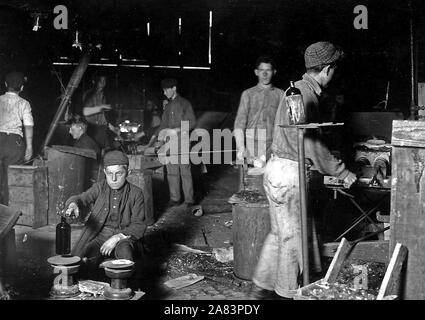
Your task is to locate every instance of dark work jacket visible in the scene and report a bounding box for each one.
[65,180,146,257]
[74,133,101,159]
[156,94,196,135]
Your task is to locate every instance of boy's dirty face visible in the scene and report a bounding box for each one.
[69,124,83,139]
[104,165,128,189]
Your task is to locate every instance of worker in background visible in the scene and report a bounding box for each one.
[83,74,118,151]
[234,56,284,189]
[64,151,146,272]
[251,42,357,300]
[68,115,101,159]
[145,78,197,213]
[135,99,162,145]
[0,71,34,205]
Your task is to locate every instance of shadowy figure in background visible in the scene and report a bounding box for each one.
[234,55,284,166]
[68,115,100,159]
[83,74,118,151]
[145,78,197,213]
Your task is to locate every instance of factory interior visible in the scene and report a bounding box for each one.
[1,0,425,305]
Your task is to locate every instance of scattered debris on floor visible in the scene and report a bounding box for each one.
[297,259,386,300]
[228,190,267,204]
[78,280,108,296]
[337,259,386,296]
[224,220,233,227]
[191,205,204,217]
[166,251,234,281]
[172,243,211,255]
[212,247,234,263]
[164,273,205,290]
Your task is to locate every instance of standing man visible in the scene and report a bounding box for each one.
[68,115,100,159]
[147,78,197,212]
[64,150,146,269]
[0,71,34,205]
[234,56,284,167]
[83,74,118,150]
[251,42,357,299]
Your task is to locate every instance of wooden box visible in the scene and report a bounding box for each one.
[7,165,48,228]
[128,154,163,171]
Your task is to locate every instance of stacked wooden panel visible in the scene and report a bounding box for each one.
[8,165,48,228]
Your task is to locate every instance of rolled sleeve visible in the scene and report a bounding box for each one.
[21,101,34,127]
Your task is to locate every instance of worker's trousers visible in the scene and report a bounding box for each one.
[166,163,195,204]
[252,156,303,298]
[82,227,137,266]
[0,133,25,205]
[253,155,323,298]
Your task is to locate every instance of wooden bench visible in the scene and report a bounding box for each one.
[0,204,22,275]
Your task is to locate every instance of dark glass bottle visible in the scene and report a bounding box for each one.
[286,81,306,124]
[56,216,71,255]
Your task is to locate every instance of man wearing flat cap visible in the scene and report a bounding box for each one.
[251,42,357,300]
[0,71,34,205]
[64,150,146,268]
[146,78,197,212]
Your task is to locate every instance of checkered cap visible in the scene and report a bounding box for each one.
[304,42,344,69]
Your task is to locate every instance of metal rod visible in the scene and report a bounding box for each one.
[201,227,209,247]
[334,195,389,242]
[409,0,417,119]
[350,226,390,246]
[347,197,382,229]
[297,127,309,286]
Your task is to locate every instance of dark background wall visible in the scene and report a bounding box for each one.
[0,0,422,152]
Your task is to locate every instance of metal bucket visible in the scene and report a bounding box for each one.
[243,167,266,195]
[232,200,270,280]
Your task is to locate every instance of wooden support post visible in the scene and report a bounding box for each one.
[297,127,309,286]
[391,120,425,299]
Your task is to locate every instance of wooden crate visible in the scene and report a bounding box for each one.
[294,238,407,300]
[7,165,48,228]
[128,154,163,171]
